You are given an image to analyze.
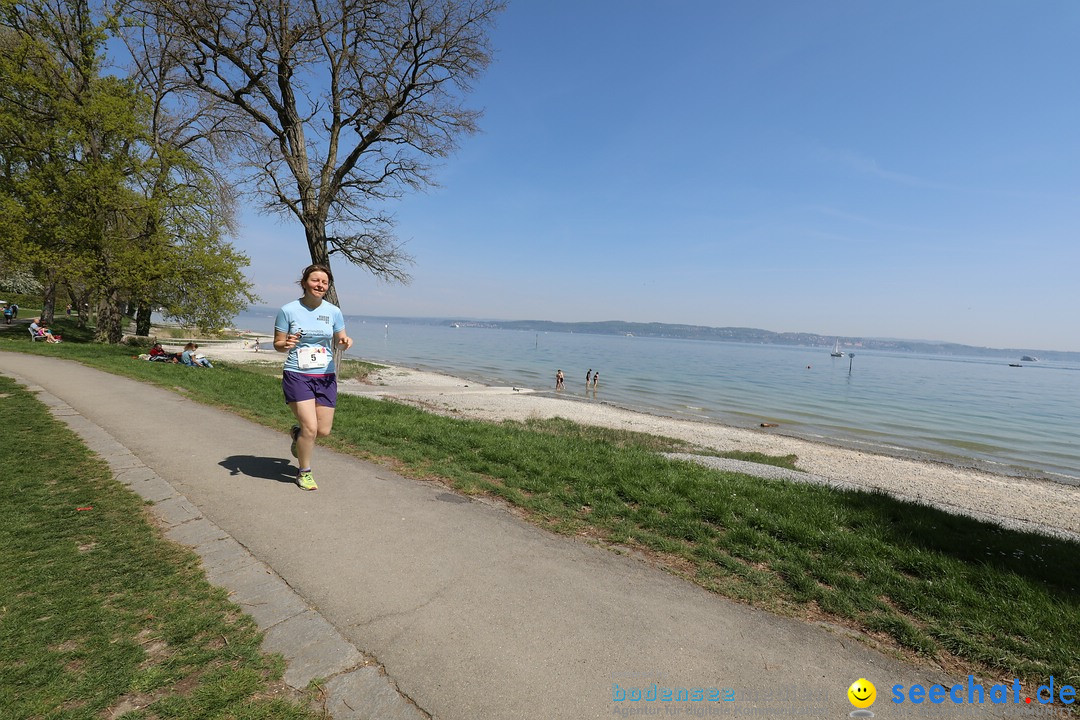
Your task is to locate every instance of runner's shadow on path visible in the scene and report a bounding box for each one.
[219,455,296,484]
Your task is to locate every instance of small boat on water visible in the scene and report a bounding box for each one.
[1009,363,1022,368]
[1021,355,1038,362]
[830,339,844,357]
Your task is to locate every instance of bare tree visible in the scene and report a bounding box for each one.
[119,0,503,303]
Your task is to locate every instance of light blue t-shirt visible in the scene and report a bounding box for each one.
[274,299,345,375]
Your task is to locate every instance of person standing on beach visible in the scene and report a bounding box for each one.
[273,264,354,491]
[556,369,564,390]
[586,369,592,385]
[592,371,599,389]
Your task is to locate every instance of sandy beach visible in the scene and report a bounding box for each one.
[199,338,1080,541]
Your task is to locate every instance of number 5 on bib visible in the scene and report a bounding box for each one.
[297,346,330,370]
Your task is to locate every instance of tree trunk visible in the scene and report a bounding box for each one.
[135,303,153,336]
[76,291,92,328]
[95,288,125,344]
[40,281,57,325]
[64,284,92,328]
[64,286,79,325]
[305,224,341,307]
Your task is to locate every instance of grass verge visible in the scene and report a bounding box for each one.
[0,374,324,719]
[2,337,1078,696]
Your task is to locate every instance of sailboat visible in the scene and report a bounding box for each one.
[830,339,844,357]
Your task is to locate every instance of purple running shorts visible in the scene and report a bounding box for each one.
[282,370,337,407]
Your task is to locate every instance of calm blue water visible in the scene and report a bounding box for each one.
[235,312,1080,485]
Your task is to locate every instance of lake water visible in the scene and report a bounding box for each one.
[234,312,1080,485]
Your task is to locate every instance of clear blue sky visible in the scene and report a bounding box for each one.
[237,1,1080,352]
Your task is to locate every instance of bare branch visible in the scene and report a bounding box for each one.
[117,0,503,288]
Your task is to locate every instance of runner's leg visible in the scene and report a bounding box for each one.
[315,404,336,438]
[289,399,319,470]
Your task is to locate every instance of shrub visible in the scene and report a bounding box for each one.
[123,335,157,348]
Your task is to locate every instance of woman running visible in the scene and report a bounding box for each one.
[273,264,354,490]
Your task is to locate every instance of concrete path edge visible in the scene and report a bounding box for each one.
[4,368,427,720]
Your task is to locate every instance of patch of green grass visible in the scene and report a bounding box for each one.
[239,361,295,378]
[336,358,383,382]
[714,450,799,470]
[3,338,1079,690]
[0,376,322,719]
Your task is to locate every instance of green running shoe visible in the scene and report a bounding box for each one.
[297,471,317,491]
[289,425,300,458]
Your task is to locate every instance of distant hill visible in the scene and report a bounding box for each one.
[439,318,1080,362]
[242,307,1078,361]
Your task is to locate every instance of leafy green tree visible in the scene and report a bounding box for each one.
[1,0,257,339]
[1,0,145,336]
[119,17,255,335]
[0,16,71,321]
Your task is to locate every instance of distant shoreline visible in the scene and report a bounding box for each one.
[234,309,1080,360]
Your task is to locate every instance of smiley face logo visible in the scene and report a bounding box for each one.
[847,678,876,709]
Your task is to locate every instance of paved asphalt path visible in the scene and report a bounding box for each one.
[2,352,1034,719]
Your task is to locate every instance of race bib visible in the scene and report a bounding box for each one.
[296,346,330,370]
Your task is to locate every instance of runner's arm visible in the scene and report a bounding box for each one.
[334,329,353,350]
[274,329,300,352]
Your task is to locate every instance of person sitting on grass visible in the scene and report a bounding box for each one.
[30,318,62,343]
[180,342,213,368]
[148,342,180,363]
